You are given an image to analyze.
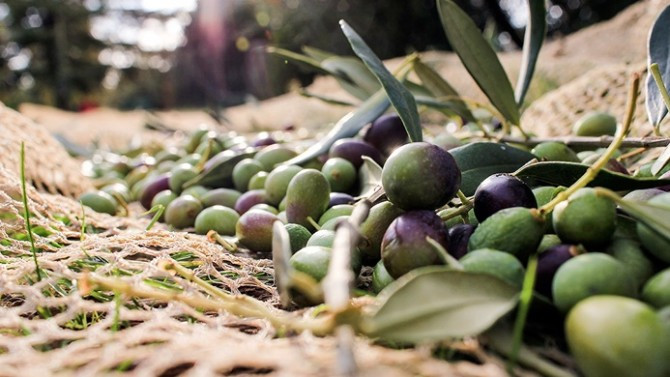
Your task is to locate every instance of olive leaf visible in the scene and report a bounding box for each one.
[412,58,474,121]
[266,46,329,74]
[365,267,519,343]
[184,149,257,188]
[608,195,670,242]
[651,144,670,176]
[449,142,536,195]
[515,0,546,106]
[281,90,390,166]
[340,20,423,143]
[646,5,670,130]
[436,0,520,125]
[302,45,336,62]
[515,161,670,190]
[321,56,381,99]
[357,156,383,199]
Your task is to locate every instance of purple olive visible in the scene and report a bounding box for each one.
[381,210,448,279]
[446,223,475,259]
[329,192,355,207]
[234,189,267,215]
[473,173,537,222]
[251,135,277,147]
[329,138,383,168]
[536,244,579,298]
[364,113,408,156]
[235,209,279,253]
[140,173,171,210]
[659,171,670,191]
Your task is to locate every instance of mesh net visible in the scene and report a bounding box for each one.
[0,108,520,376]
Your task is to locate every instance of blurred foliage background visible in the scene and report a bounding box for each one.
[0,0,638,111]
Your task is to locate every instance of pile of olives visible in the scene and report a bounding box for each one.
[80,111,670,377]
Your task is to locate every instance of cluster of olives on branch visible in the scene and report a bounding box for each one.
[80,111,670,376]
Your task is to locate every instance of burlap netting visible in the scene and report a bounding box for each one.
[0,113,520,376]
[522,62,670,137]
[0,102,93,197]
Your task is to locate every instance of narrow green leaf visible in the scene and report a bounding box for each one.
[185,149,257,188]
[436,0,520,125]
[651,143,670,176]
[515,0,546,106]
[412,58,474,121]
[298,89,357,107]
[450,142,536,195]
[266,46,329,74]
[414,95,476,121]
[366,267,519,342]
[281,90,390,166]
[321,56,381,97]
[302,45,336,62]
[610,195,670,242]
[339,20,423,142]
[646,5,670,128]
[357,156,383,199]
[515,161,670,190]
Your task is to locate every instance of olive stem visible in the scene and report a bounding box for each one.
[206,231,238,253]
[649,63,670,136]
[539,73,639,215]
[19,142,42,282]
[456,190,472,206]
[438,202,474,222]
[307,216,321,231]
[497,135,669,148]
[426,237,463,270]
[617,147,647,161]
[508,253,538,373]
[143,204,165,231]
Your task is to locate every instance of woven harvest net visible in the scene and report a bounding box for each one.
[0,107,523,376]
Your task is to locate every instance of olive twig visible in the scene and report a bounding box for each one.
[438,202,474,222]
[539,73,640,215]
[143,204,165,231]
[206,230,238,252]
[497,135,669,148]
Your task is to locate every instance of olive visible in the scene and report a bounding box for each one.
[201,188,241,208]
[264,165,302,205]
[358,201,403,264]
[79,191,118,215]
[566,296,670,377]
[101,182,130,203]
[329,138,383,168]
[289,246,332,282]
[194,205,239,236]
[321,157,357,193]
[156,160,176,174]
[181,185,208,200]
[531,142,580,162]
[381,210,449,279]
[249,203,278,214]
[285,169,330,230]
[537,234,562,253]
[473,174,537,222]
[254,145,297,171]
[382,142,461,210]
[164,195,203,229]
[175,153,201,167]
[318,204,354,226]
[251,133,277,147]
[363,113,408,156]
[151,189,176,220]
[329,192,354,207]
[607,238,653,290]
[284,223,311,253]
[140,173,170,210]
[185,128,212,153]
[642,268,670,308]
[195,136,224,156]
[468,207,545,260]
[573,112,617,136]
[234,189,267,215]
[553,188,617,247]
[552,253,636,312]
[319,216,349,231]
[535,244,579,298]
[155,148,182,164]
[445,223,475,259]
[169,163,198,193]
[371,260,395,293]
[636,193,670,263]
[235,209,279,253]
[247,171,269,191]
[306,229,336,248]
[232,158,265,192]
[460,249,525,287]
[125,165,151,188]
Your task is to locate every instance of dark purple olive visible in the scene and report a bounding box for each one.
[235,209,279,253]
[473,173,537,222]
[446,224,475,259]
[536,244,579,299]
[381,210,448,279]
[234,189,267,215]
[606,159,629,175]
[329,138,383,168]
[364,113,408,156]
[329,192,355,207]
[140,173,171,210]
